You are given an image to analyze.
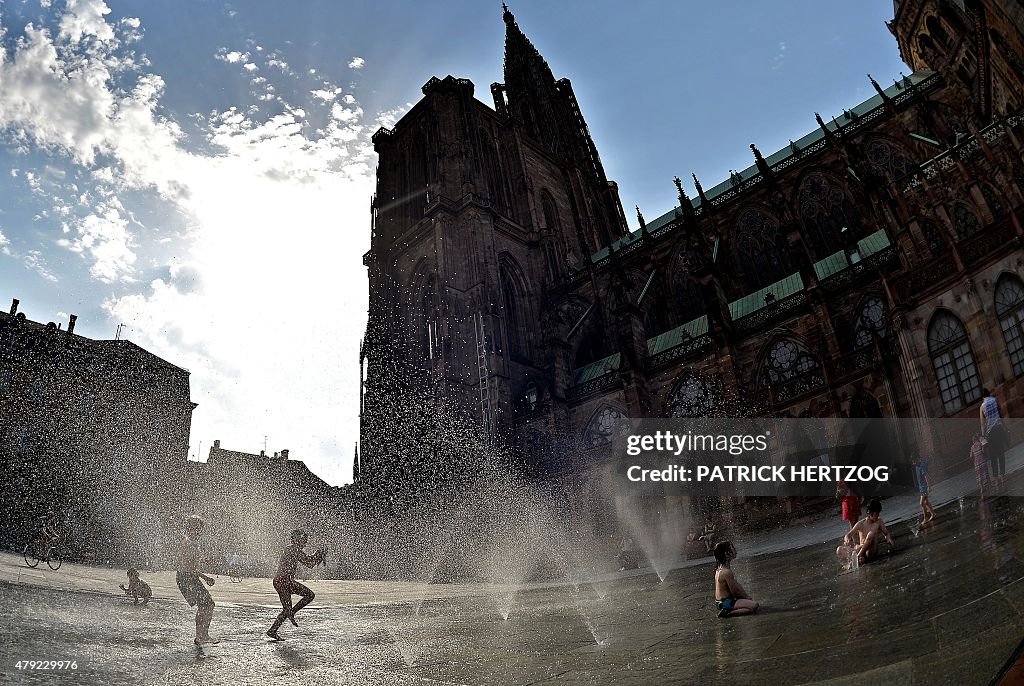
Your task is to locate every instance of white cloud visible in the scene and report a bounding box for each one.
[216,49,250,64]
[57,202,137,283]
[58,0,116,45]
[0,1,379,484]
[311,87,341,101]
[347,56,365,70]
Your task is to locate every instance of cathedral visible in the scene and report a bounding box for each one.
[358,1,1024,492]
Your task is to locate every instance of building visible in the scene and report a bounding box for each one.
[0,299,195,562]
[359,3,1024,500]
[185,441,354,575]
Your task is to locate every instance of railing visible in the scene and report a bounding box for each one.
[959,220,1018,268]
[566,370,621,402]
[767,368,826,405]
[732,292,808,333]
[646,333,713,371]
[891,251,958,302]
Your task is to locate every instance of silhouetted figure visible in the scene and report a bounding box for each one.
[119,568,152,605]
[176,515,217,645]
[266,529,325,641]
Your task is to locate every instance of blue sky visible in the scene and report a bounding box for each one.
[0,0,908,486]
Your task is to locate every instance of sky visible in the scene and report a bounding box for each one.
[0,0,909,486]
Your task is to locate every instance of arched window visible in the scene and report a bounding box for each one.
[919,220,947,256]
[540,190,563,280]
[980,184,1007,220]
[667,370,720,418]
[917,34,937,60]
[865,138,915,184]
[500,264,525,356]
[733,208,792,289]
[759,339,822,387]
[995,275,1024,377]
[853,295,889,349]
[928,311,980,413]
[671,251,706,324]
[584,405,629,448]
[798,173,863,258]
[926,16,952,49]
[952,202,982,239]
[419,275,439,360]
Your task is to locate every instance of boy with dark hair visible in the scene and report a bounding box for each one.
[836,498,895,569]
[176,515,217,645]
[266,529,325,641]
[713,541,758,618]
[119,568,152,605]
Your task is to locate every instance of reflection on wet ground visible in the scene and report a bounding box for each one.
[2,495,1024,685]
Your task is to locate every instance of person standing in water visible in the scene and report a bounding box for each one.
[911,452,937,523]
[176,515,217,645]
[980,388,1009,488]
[266,529,325,641]
[713,541,758,618]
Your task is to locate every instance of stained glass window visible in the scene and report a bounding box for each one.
[919,220,946,256]
[865,138,915,183]
[927,311,980,413]
[980,184,1006,220]
[952,202,981,239]
[734,208,792,289]
[760,339,821,386]
[584,406,630,448]
[853,296,889,349]
[667,371,719,418]
[798,173,862,258]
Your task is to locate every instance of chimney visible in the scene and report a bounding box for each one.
[9,298,18,315]
[213,439,221,449]
[281,449,289,459]
[67,314,77,335]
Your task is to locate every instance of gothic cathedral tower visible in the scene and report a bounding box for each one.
[359,6,628,486]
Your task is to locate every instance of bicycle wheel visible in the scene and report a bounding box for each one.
[23,543,40,568]
[47,548,62,570]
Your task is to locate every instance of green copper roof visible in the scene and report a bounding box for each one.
[813,229,892,279]
[814,251,848,280]
[646,315,709,356]
[570,352,621,386]
[728,272,804,320]
[858,229,890,257]
[594,71,934,261]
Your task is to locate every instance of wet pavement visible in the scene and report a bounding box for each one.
[3,488,1024,685]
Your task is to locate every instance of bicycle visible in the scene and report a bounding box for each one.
[23,537,62,570]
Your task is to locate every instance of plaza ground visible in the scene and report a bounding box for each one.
[3,455,1024,685]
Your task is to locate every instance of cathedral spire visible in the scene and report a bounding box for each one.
[501,7,606,181]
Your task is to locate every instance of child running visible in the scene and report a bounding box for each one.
[713,541,758,618]
[266,529,325,641]
[836,498,895,569]
[176,515,218,645]
[911,452,937,523]
[119,568,152,605]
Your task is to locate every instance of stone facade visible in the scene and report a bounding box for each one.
[185,442,354,575]
[360,3,1024,489]
[0,299,195,562]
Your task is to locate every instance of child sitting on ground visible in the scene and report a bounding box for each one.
[713,541,758,618]
[119,568,152,605]
[836,498,895,570]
